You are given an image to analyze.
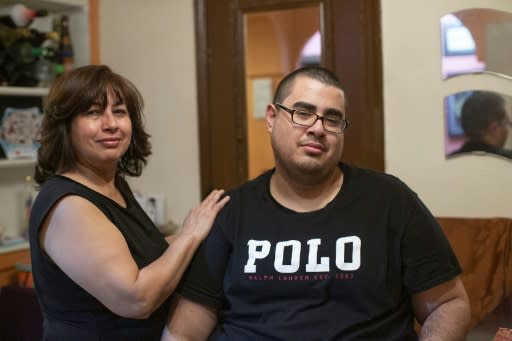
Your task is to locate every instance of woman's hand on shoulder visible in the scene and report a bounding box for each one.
[179,189,230,242]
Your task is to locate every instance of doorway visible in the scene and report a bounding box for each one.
[245,6,322,179]
[195,0,384,197]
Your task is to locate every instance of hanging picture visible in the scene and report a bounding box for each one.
[0,96,44,160]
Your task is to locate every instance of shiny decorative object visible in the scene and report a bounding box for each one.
[441,8,512,80]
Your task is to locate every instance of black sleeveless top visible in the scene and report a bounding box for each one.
[29,175,171,340]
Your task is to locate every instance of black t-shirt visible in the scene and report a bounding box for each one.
[29,175,170,341]
[178,163,461,340]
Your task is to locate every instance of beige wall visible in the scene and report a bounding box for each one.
[382,0,512,218]
[99,0,200,225]
[99,0,512,222]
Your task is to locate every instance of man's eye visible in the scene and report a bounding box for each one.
[294,110,314,118]
[325,116,341,124]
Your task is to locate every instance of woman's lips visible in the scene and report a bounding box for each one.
[97,138,121,147]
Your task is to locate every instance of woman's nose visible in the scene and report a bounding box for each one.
[102,110,118,129]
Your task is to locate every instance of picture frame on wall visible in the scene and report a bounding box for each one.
[0,96,44,160]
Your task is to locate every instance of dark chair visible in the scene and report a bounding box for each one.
[0,285,43,341]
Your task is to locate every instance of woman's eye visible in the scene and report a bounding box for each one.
[86,109,100,116]
[114,108,128,115]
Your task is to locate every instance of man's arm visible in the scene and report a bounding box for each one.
[412,277,470,341]
[161,295,218,341]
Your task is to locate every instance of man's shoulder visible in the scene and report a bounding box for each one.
[343,163,408,191]
[224,169,272,202]
[496,148,512,159]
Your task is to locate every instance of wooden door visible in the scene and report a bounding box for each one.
[195,0,384,197]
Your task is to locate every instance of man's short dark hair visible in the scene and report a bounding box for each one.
[273,66,344,104]
[460,90,506,139]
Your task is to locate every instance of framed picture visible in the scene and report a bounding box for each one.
[0,96,44,160]
[133,192,166,226]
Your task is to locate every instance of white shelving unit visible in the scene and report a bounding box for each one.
[0,0,90,238]
[1,0,88,11]
[0,158,37,169]
[0,87,50,97]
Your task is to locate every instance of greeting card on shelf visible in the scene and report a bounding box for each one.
[134,191,166,226]
[0,96,43,160]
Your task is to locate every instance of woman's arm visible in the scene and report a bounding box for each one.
[40,189,229,318]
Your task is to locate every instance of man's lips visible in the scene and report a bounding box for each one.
[300,141,326,154]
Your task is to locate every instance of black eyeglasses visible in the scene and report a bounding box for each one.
[275,103,349,134]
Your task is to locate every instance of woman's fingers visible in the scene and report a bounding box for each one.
[202,189,227,206]
[179,189,230,240]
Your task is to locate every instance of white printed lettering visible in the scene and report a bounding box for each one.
[305,238,330,272]
[244,239,271,273]
[274,240,301,273]
[243,236,362,273]
[335,236,361,271]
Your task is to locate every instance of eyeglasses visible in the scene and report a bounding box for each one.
[275,103,349,134]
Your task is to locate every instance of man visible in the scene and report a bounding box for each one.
[163,66,470,340]
[449,90,512,159]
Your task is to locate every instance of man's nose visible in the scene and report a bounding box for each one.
[307,117,326,134]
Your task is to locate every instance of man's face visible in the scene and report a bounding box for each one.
[266,76,346,177]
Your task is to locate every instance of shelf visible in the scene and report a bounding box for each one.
[0,86,50,97]
[0,241,29,255]
[0,0,88,13]
[0,159,36,169]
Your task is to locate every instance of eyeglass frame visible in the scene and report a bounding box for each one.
[275,103,349,134]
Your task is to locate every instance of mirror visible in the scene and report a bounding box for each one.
[444,90,512,160]
[244,6,322,179]
[441,8,512,79]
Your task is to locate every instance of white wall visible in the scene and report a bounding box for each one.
[381,0,512,218]
[99,0,200,225]
[99,0,512,221]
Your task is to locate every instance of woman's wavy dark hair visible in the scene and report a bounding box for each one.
[34,64,151,184]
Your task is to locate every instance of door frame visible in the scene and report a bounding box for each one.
[195,0,384,197]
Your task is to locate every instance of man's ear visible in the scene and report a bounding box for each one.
[484,120,505,147]
[266,104,277,133]
[487,120,500,136]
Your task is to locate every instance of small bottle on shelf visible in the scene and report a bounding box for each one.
[20,175,36,239]
[34,56,56,87]
[57,15,74,73]
[31,29,60,87]
[4,39,39,86]
[0,23,21,48]
[8,40,36,64]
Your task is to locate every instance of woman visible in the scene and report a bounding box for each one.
[28,65,229,340]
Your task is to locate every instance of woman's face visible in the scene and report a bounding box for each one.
[70,89,132,171]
